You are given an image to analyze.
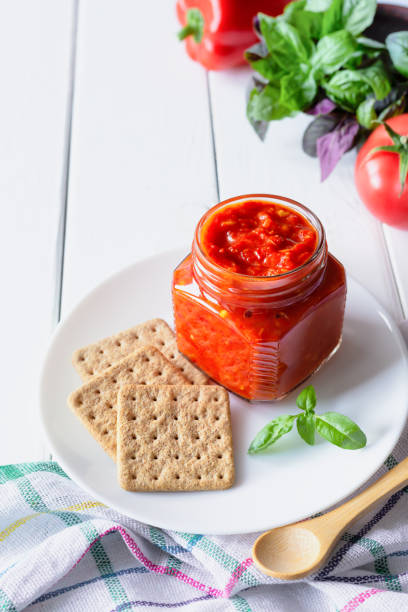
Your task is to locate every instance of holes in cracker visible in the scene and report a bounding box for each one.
[112,377,118,384]
[152,396,157,402]
[216,435,221,440]
[76,396,83,406]
[173,396,178,402]
[194,397,199,402]
[174,434,179,441]
[130,454,136,460]
[169,353,175,359]
[131,396,136,402]
[133,334,140,340]
[132,434,137,440]
[102,429,108,436]
[218,474,224,480]
[153,454,158,460]
[143,356,150,363]
[152,415,158,421]
[196,453,201,460]
[193,415,199,421]
[107,403,113,410]
[140,381,146,385]
[173,415,178,421]
[151,326,157,333]
[174,454,179,460]
[159,340,165,347]
[197,475,202,480]
[153,434,158,441]
[175,474,180,480]
[88,370,94,376]
[215,415,220,421]
[88,412,95,421]
[217,454,223,459]
[94,389,101,395]
[115,340,121,347]
[127,368,134,374]
[99,349,104,355]
[79,355,85,362]
[194,434,200,440]
[153,475,158,481]
[155,371,163,377]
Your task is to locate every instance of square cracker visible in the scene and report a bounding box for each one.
[72,318,207,385]
[117,384,235,492]
[68,346,188,461]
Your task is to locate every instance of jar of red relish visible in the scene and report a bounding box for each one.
[172,194,346,401]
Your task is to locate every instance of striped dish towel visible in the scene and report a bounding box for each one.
[1,444,408,612]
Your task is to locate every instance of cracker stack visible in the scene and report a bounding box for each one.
[69,319,235,492]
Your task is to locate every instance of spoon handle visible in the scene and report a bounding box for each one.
[309,455,408,539]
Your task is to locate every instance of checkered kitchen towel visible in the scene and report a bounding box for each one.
[1,439,408,612]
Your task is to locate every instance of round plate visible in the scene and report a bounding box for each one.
[40,249,408,534]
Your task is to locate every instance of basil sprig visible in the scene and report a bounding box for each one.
[248,385,367,454]
[246,0,408,180]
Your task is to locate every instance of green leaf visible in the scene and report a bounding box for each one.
[280,69,317,110]
[313,30,358,74]
[306,0,332,11]
[361,61,391,101]
[386,32,408,79]
[248,415,297,454]
[356,97,377,128]
[284,0,323,40]
[321,0,343,36]
[356,36,386,50]
[398,151,408,195]
[297,413,316,445]
[245,42,286,82]
[177,8,204,44]
[259,13,312,69]
[342,0,377,37]
[315,412,367,449]
[247,84,296,122]
[324,62,390,111]
[296,385,317,413]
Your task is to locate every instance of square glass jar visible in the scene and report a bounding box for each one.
[172,195,346,400]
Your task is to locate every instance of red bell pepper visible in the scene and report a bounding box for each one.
[177,0,289,70]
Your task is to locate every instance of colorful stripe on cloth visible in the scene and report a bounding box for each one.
[1,440,408,612]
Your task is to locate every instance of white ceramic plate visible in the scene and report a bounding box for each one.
[40,249,408,534]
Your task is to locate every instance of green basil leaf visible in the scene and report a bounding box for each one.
[361,61,391,101]
[280,69,317,111]
[321,0,343,37]
[296,385,317,413]
[297,413,316,445]
[259,13,312,68]
[315,412,367,449]
[324,62,390,111]
[313,30,358,74]
[247,84,296,122]
[342,0,377,37]
[245,42,287,82]
[284,0,323,41]
[356,36,386,50]
[306,0,331,11]
[356,97,377,128]
[386,32,408,79]
[248,414,297,454]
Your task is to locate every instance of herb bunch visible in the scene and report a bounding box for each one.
[248,385,367,454]
[246,0,408,180]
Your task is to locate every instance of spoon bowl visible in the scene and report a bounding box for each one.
[252,456,408,580]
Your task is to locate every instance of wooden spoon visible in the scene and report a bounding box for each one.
[252,456,408,580]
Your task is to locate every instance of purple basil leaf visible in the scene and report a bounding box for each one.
[316,119,360,181]
[307,98,337,115]
[253,15,261,36]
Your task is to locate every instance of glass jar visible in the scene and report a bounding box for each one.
[172,194,346,401]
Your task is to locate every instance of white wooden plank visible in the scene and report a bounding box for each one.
[62,0,217,317]
[0,0,75,463]
[209,68,403,322]
[383,226,408,320]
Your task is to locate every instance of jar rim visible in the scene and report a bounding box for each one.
[194,193,326,282]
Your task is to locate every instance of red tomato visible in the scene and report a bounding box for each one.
[355,115,408,229]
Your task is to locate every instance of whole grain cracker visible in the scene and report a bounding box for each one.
[117,384,234,492]
[72,318,207,385]
[68,346,188,460]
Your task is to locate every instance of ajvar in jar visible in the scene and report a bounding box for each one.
[172,195,346,401]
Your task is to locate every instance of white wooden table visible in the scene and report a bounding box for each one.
[1,0,407,464]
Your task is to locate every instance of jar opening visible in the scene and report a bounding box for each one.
[195,194,325,282]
